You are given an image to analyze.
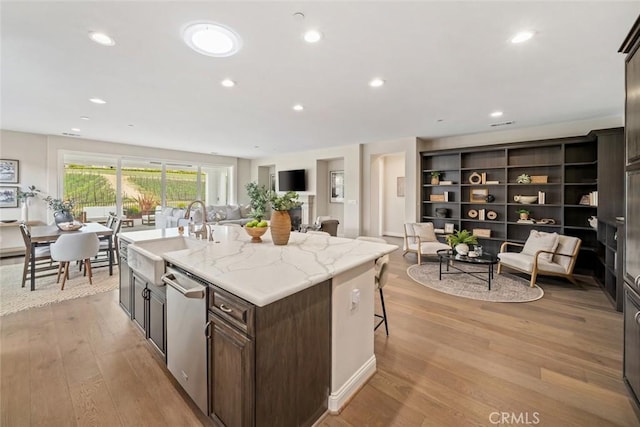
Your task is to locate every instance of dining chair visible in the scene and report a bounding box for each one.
[19,223,54,288]
[50,233,100,290]
[356,236,390,335]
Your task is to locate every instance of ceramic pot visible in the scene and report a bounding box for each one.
[519,212,529,220]
[270,211,291,245]
[431,177,440,185]
[54,210,74,228]
[454,243,469,256]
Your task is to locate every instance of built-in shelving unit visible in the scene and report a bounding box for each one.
[420,129,624,278]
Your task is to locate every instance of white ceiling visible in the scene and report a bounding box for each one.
[2,1,638,159]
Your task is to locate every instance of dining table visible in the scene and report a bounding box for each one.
[28,222,113,291]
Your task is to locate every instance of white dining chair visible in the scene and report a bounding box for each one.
[50,233,100,290]
[356,236,390,335]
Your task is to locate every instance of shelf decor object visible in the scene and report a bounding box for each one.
[430,194,446,202]
[468,172,482,185]
[516,174,531,184]
[487,210,498,220]
[473,228,491,238]
[470,188,488,203]
[531,175,548,183]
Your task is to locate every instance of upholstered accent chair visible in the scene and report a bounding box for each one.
[402,223,450,264]
[497,230,582,287]
[356,236,390,335]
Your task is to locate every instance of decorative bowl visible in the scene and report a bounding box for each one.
[244,226,268,243]
[513,195,538,204]
[58,221,83,231]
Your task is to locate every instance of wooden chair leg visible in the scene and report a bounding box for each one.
[417,251,421,265]
[529,270,537,288]
[56,262,63,283]
[61,262,68,290]
[21,254,30,288]
[497,262,502,275]
[85,259,93,285]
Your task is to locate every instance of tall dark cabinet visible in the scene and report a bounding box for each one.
[620,14,640,415]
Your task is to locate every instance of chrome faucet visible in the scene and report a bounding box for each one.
[184,200,208,240]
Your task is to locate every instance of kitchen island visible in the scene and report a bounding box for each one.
[119,226,397,426]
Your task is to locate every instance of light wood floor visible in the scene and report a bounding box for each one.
[1,238,638,426]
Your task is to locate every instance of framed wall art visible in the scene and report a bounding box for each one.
[0,159,18,183]
[0,186,19,208]
[330,170,344,203]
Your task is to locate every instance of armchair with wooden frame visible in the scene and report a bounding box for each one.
[497,232,582,287]
[402,223,450,265]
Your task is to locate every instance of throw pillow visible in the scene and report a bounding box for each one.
[211,205,227,221]
[412,223,437,242]
[522,230,560,262]
[239,204,251,218]
[226,205,241,220]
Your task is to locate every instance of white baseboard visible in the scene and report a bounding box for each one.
[327,355,377,414]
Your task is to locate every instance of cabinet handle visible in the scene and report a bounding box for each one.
[219,303,233,313]
[635,312,640,326]
[204,320,212,338]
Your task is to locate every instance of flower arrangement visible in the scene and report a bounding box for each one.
[44,196,75,212]
[269,191,303,211]
[17,185,40,202]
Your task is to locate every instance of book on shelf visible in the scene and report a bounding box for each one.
[481,172,487,184]
[485,180,500,184]
[538,191,546,204]
[590,191,598,206]
[517,219,535,224]
[444,191,449,202]
[439,180,453,185]
[478,208,486,221]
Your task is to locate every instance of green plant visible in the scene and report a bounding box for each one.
[245,182,269,221]
[17,185,40,201]
[269,191,303,211]
[127,206,141,215]
[44,196,75,212]
[516,208,530,215]
[134,193,159,212]
[516,173,531,184]
[446,229,478,247]
[431,171,441,178]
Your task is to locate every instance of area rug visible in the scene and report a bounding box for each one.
[407,264,543,303]
[0,263,118,316]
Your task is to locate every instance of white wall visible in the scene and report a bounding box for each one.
[361,137,419,236]
[0,130,248,223]
[251,145,361,237]
[381,154,405,237]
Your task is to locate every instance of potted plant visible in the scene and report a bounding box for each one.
[516,173,531,184]
[516,208,530,220]
[44,196,76,226]
[245,182,269,222]
[445,229,478,255]
[268,191,303,245]
[431,171,442,185]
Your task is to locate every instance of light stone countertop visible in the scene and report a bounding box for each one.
[120,226,397,306]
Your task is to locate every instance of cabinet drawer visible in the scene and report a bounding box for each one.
[209,286,255,336]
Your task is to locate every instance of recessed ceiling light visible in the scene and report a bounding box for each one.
[490,111,503,118]
[127,124,134,127]
[303,30,322,43]
[369,78,385,88]
[221,79,236,88]
[80,116,90,120]
[71,128,81,132]
[293,104,304,111]
[511,31,534,44]
[89,31,115,46]
[89,98,106,104]
[182,22,242,57]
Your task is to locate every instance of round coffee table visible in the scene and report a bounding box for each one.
[437,249,499,290]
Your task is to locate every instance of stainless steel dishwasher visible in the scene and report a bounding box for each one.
[162,266,208,414]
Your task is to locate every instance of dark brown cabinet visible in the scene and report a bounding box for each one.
[208,312,254,427]
[206,280,331,427]
[131,271,166,357]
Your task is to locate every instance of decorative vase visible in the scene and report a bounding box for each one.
[54,210,74,228]
[454,243,469,256]
[519,212,529,220]
[431,177,440,185]
[21,201,28,223]
[270,211,291,245]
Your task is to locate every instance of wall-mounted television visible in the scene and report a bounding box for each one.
[278,169,306,191]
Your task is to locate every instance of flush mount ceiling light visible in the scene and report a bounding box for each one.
[490,111,504,117]
[303,30,322,43]
[369,78,385,88]
[89,31,115,46]
[183,22,242,57]
[221,79,236,87]
[89,98,106,104]
[293,104,304,111]
[511,31,534,44]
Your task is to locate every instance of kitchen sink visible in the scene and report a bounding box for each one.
[128,236,207,286]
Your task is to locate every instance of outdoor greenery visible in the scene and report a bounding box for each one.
[65,172,116,206]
